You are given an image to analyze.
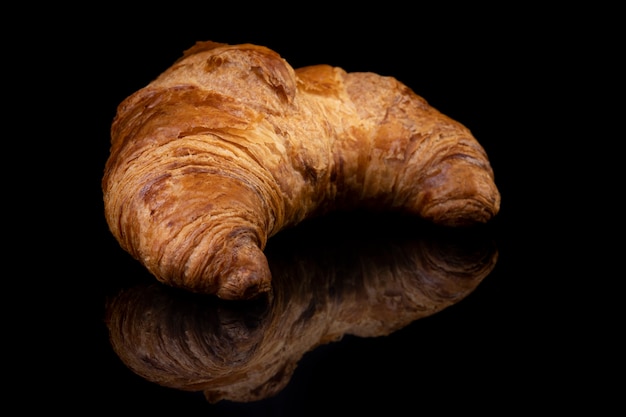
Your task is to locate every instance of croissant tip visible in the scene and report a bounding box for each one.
[216,268,273,300]
[424,199,499,226]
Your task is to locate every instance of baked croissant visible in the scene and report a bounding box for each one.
[102,41,500,299]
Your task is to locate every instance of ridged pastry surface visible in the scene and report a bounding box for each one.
[103,41,500,299]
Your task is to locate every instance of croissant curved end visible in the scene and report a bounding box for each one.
[417,159,501,226]
[215,242,273,300]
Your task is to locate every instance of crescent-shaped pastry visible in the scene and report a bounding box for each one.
[102,41,500,299]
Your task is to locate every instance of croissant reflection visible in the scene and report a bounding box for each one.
[105,214,497,403]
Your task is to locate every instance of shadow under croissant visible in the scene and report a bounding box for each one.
[105,212,498,404]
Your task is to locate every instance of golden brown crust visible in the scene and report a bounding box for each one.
[102,41,500,299]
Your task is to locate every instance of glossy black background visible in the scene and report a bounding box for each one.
[28,5,618,415]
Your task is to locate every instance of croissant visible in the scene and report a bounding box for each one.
[102,41,500,299]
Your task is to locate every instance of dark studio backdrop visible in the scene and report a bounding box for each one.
[28,5,619,415]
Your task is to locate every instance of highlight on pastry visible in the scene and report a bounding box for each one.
[102,40,501,299]
[105,215,498,403]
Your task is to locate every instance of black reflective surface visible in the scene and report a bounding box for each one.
[105,214,497,404]
[35,10,617,415]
